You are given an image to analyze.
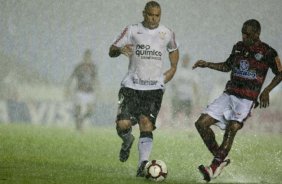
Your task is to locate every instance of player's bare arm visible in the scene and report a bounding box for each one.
[192,60,231,72]
[109,44,133,57]
[259,72,282,108]
[163,49,179,83]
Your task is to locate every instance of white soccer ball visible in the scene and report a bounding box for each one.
[144,160,168,182]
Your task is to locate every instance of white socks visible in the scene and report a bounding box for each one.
[138,137,153,166]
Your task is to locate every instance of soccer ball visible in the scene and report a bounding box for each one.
[144,160,168,182]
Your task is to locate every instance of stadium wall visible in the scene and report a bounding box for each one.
[0,99,115,127]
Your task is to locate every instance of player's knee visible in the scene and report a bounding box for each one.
[116,123,132,137]
[139,122,154,132]
[139,115,153,131]
[195,114,214,130]
[195,119,206,131]
[116,120,131,131]
[228,121,243,132]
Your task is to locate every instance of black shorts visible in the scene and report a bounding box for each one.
[116,87,164,128]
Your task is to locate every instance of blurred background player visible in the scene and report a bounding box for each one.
[109,1,179,177]
[170,53,199,128]
[192,19,282,182]
[65,49,97,132]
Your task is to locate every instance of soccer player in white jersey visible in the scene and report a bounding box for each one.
[109,1,179,177]
[65,49,97,132]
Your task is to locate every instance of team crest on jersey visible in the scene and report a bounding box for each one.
[159,32,166,40]
[255,53,263,61]
[234,60,256,79]
[240,60,249,71]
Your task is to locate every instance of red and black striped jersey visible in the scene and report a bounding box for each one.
[224,40,282,101]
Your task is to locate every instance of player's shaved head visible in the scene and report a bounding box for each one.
[243,19,261,35]
[142,1,161,29]
[144,1,161,11]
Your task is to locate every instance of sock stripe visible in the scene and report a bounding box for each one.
[140,131,153,139]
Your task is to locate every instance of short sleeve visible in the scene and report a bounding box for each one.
[167,31,179,52]
[112,25,131,48]
[267,48,282,75]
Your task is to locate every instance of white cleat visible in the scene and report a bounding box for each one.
[213,158,231,178]
[198,158,231,182]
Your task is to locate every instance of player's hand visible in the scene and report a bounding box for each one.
[259,89,270,108]
[120,44,133,57]
[192,60,208,69]
[253,101,259,109]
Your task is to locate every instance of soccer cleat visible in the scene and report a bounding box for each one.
[198,165,213,182]
[136,160,148,177]
[119,135,135,162]
[198,158,231,182]
[213,158,230,178]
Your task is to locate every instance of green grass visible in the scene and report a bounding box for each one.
[0,124,281,184]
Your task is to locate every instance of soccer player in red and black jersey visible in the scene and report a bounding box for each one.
[192,19,282,182]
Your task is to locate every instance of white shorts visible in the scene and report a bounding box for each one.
[73,91,95,106]
[203,93,254,130]
[73,91,95,116]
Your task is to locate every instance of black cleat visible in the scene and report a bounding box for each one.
[198,164,212,182]
[136,160,148,177]
[119,135,135,162]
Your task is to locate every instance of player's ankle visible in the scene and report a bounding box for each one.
[210,158,222,172]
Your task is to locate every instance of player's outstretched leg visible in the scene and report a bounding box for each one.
[195,115,219,156]
[199,121,241,180]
